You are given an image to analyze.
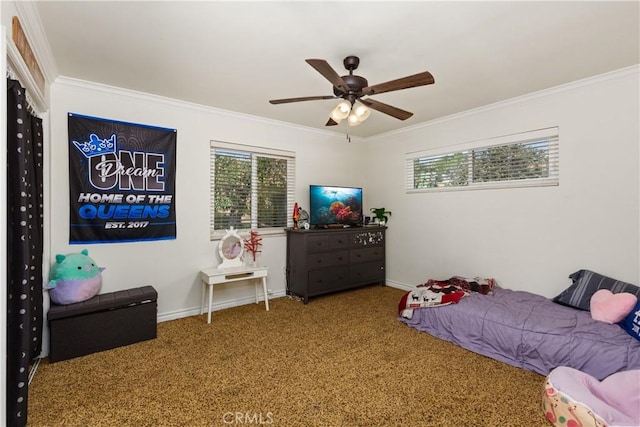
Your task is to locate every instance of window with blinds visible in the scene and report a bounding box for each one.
[406,127,559,192]
[210,141,295,239]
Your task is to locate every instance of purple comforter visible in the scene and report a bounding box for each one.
[399,288,640,380]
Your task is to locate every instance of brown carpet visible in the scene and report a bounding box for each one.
[28,285,549,427]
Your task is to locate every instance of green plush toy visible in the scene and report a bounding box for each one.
[44,249,104,305]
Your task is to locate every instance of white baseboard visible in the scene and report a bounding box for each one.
[157,284,414,322]
[157,290,287,323]
[384,280,414,292]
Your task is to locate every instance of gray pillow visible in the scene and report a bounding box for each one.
[553,270,640,311]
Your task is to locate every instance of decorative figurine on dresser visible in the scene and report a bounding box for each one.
[285,227,385,303]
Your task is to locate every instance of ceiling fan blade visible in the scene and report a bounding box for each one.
[306,59,350,93]
[269,95,337,105]
[360,98,413,121]
[362,71,435,96]
[326,118,339,126]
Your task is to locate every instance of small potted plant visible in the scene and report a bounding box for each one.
[370,207,391,226]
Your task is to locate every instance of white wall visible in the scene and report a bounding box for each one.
[365,67,640,297]
[7,0,640,361]
[49,78,366,322]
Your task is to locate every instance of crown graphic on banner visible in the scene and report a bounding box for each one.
[72,133,117,158]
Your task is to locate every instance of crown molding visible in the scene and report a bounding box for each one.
[54,76,366,142]
[367,64,640,142]
[52,58,637,145]
[6,39,47,114]
[5,0,60,112]
[12,1,59,83]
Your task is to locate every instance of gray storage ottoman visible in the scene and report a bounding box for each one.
[48,286,157,362]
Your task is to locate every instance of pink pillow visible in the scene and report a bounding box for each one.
[590,289,637,324]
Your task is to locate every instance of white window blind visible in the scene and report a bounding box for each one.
[406,127,559,192]
[210,141,295,239]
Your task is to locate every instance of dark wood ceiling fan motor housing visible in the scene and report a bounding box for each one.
[335,56,368,103]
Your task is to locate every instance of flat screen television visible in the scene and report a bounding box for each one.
[309,185,363,227]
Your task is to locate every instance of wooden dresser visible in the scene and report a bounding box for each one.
[286,227,385,303]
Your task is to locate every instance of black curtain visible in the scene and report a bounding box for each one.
[6,78,44,427]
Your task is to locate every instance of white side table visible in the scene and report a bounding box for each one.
[199,265,269,324]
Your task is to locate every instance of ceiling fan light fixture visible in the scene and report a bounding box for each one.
[348,111,362,127]
[353,103,371,121]
[330,100,351,121]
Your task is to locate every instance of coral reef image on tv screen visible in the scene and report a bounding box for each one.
[309,185,362,225]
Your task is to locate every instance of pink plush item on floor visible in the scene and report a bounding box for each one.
[590,289,637,324]
[542,367,640,427]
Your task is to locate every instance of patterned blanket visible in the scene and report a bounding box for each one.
[398,276,496,319]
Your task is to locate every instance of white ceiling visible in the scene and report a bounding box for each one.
[34,1,640,138]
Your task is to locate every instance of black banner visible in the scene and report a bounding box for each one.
[68,113,177,244]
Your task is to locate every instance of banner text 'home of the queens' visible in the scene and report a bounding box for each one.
[68,113,177,244]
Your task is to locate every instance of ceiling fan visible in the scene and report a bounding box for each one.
[269,55,435,127]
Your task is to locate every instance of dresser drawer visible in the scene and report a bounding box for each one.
[307,235,329,251]
[350,247,384,263]
[351,230,385,247]
[308,250,348,269]
[309,267,349,294]
[350,261,385,284]
[306,233,349,252]
[328,233,349,250]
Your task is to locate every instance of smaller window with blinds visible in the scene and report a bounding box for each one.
[406,127,559,192]
[210,141,295,239]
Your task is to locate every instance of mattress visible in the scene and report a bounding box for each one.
[399,287,640,379]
